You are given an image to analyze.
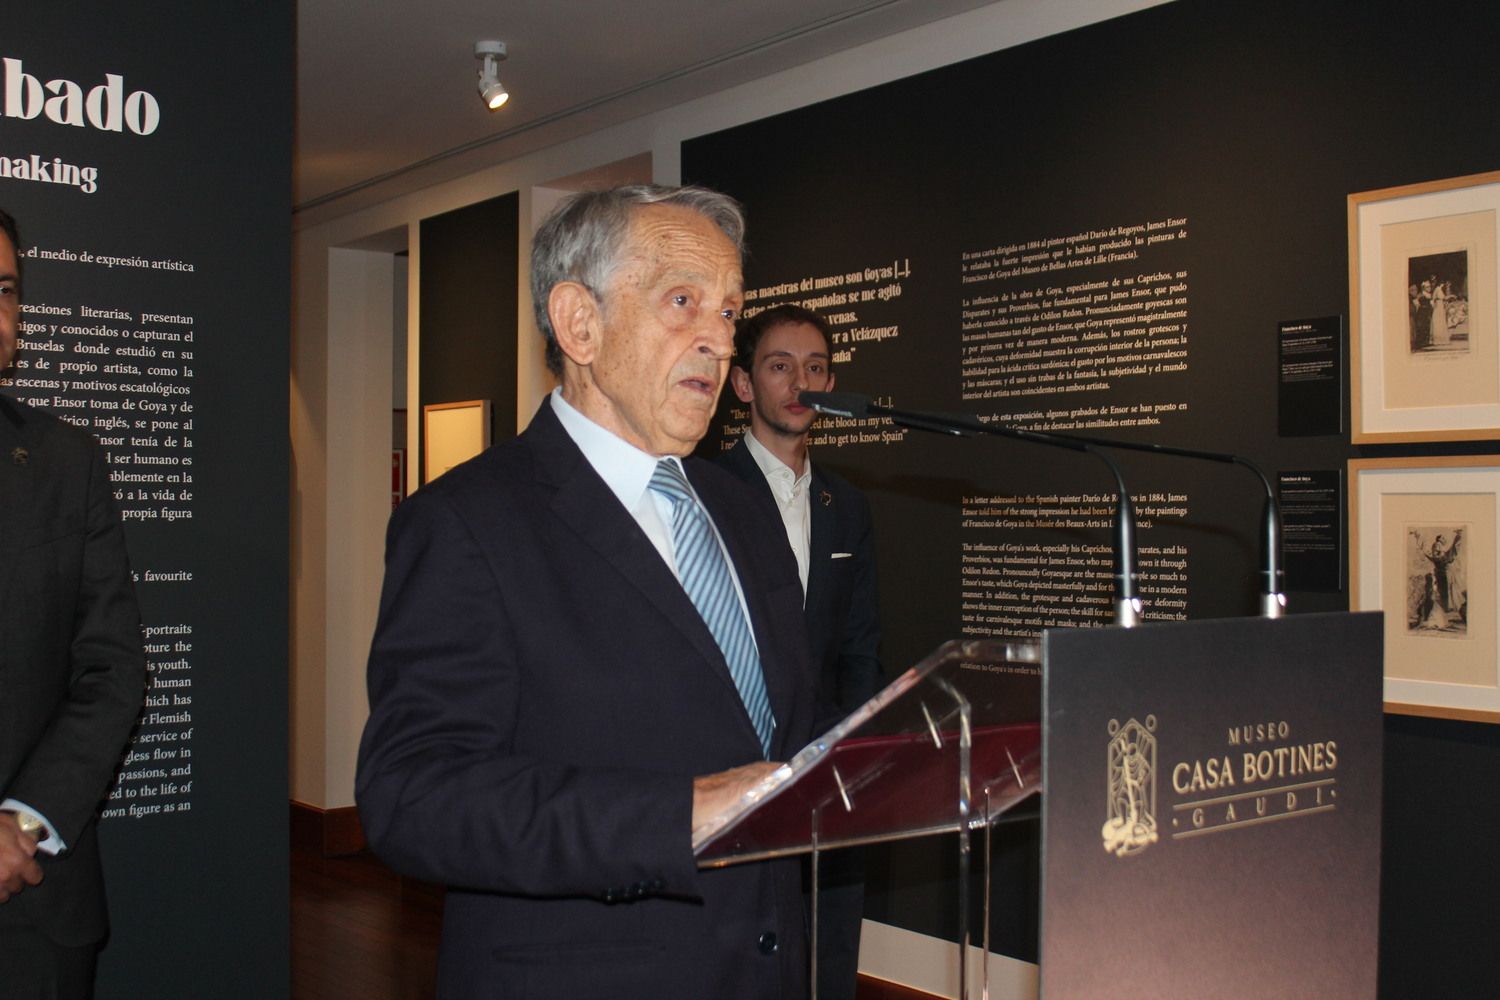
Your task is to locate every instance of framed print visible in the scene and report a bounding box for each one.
[1350,455,1500,722]
[1349,170,1500,443]
[423,399,491,484]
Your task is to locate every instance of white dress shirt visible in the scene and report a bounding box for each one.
[742,428,812,597]
[550,389,757,633]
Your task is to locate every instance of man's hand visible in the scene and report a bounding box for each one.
[0,812,44,903]
[691,761,783,833]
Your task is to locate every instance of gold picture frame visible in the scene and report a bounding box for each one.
[422,399,491,484]
[1350,455,1500,722]
[1348,170,1500,443]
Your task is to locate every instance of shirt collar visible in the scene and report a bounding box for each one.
[743,427,810,502]
[551,388,663,512]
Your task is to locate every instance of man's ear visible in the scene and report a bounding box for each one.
[730,365,754,403]
[549,282,601,366]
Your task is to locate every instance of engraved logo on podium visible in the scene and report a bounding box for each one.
[1102,715,1159,857]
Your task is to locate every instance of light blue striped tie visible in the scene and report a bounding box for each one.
[650,459,775,756]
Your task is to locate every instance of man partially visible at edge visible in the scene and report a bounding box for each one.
[0,206,148,998]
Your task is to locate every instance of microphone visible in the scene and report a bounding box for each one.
[1130,460,1284,618]
[800,391,1143,627]
[794,391,882,419]
[967,424,1286,618]
[801,390,1286,620]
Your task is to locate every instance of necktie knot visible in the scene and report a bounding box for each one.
[648,458,695,507]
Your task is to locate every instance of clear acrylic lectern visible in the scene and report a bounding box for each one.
[693,639,1043,1000]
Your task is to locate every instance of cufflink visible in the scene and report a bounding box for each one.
[10,447,27,466]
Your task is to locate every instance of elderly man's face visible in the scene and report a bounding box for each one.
[0,229,18,374]
[587,204,743,456]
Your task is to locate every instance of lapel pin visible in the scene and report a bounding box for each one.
[11,446,28,466]
[820,490,832,507]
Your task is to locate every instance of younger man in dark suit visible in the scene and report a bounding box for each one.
[0,208,147,997]
[717,303,882,1000]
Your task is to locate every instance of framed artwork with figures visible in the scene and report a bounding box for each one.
[1349,170,1500,443]
[1350,455,1500,722]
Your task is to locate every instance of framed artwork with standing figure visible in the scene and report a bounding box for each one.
[1349,170,1500,443]
[1350,455,1500,722]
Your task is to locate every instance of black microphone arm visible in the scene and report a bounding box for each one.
[799,391,1144,627]
[800,390,1286,620]
[979,426,1287,618]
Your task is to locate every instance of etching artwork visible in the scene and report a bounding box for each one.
[1406,524,1468,635]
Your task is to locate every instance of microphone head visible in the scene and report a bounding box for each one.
[797,390,871,418]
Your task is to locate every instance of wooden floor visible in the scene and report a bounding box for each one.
[290,844,935,999]
[291,845,441,1000]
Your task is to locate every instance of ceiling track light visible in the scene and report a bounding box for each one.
[475,40,509,111]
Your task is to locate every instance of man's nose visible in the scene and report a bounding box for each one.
[698,314,734,359]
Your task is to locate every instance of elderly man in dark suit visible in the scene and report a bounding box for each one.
[716,304,882,1000]
[0,208,147,997]
[357,186,817,999]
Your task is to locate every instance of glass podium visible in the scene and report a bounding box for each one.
[694,639,1043,1000]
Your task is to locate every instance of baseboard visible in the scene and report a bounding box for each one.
[857,920,1038,1000]
[289,800,366,857]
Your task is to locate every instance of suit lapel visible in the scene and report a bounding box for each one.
[525,402,751,721]
[693,462,807,758]
[718,440,822,755]
[721,440,776,510]
[0,397,34,544]
[806,464,836,617]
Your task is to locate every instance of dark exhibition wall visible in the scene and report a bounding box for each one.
[418,192,520,478]
[1,4,291,996]
[685,0,1498,994]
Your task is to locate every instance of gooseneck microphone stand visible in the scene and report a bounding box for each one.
[800,390,1288,622]
[800,391,1144,627]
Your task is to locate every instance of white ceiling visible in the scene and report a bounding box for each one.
[294,0,1001,220]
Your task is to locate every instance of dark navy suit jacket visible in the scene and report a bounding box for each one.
[715,440,882,731]
[357,399,816,999]
[0,394,145,948]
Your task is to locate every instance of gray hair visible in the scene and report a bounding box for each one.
[530,184,746,375]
